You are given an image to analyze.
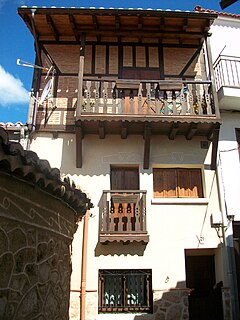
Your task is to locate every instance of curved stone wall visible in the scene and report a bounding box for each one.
[0,172,80,320]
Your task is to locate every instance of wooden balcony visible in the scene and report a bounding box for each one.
[99,190,149,244]
[79,79,216,118]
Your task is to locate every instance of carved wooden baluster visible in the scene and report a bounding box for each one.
[138,83,143,115]
[180,89,187,115]
[112,82,117,114]
[118,202,123,232]
[187,84,195,115]
[204,83,212,115]
[95,81,100,113]
[146,83,151,114]
[129,90,135,114]
[196,84,203,115]
[163,91,168,115]
[135,197,140,232]
[103,82,108,113]
[109,197,115,232]
[172,90,177,115]
[86,81,91,112]
[155,84,161,114]
[120,90,125,114]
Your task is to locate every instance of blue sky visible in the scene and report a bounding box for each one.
[0,0,239,124]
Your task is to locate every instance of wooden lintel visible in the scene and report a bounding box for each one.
[143,125,151,170]
[69,14,80,41]
[46,14,59,41]
[76,123,83,168]
[121,122,128,139]
[211,123,220,170]
[98,122,105,139]
[186,123,198,140]
[169,123,179,140]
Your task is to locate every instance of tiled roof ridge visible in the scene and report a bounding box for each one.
[194,5,240,19]
[0,127,93,217]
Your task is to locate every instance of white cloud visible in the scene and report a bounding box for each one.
[0,65,29,107]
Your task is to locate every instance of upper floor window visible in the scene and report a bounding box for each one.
[153,168,203,198]
[98,269,152,313]
[111,166,139,190]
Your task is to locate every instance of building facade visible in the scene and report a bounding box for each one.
[204,6,240,320]
[18,6,234,319]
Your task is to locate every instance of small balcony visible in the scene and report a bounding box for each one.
[99,190,149,244]
[213,55,240,110]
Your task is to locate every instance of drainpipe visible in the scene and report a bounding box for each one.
[80,210,90,320]
[216,154,238,320]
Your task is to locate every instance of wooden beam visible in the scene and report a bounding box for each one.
[186,123,198,140]
[76,122,83,168]
[69,14,80,41]
[76,33,86,118]
[92,15,98,29]
[138,15,143,29]
[179,46,202,77]
[211,123,220,170]
[143,125,151,170]
[115,15,120,29]
[121,121,128,139]
[46,14,59,41]
[98,122,105,139]
[169,122,179,140]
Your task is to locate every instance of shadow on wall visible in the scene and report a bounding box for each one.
[134,282,189,320]
[95,242,147,256]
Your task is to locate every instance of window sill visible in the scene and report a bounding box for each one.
[151,198,209,205]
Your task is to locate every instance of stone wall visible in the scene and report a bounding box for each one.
[0,172,79,320]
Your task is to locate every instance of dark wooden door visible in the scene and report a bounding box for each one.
[233,222,240,312]
[111,167,139,190]
[186,255,223,320]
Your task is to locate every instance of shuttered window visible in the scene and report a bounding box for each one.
[153,168,203,198]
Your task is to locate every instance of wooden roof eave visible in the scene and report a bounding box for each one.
[18,7,217,42]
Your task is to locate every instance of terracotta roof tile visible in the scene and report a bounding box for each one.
[0,127,93,218]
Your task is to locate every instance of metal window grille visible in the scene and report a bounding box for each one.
[99,269,152,313]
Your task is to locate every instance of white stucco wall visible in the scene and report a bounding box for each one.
[30,132,223,319]
[210,17,240,63]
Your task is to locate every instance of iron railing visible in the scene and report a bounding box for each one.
[214,54,240,91]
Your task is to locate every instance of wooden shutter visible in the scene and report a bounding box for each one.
[111,167,139,190]
[188,169,203,198]
[154,168,203,198]
[153,168,177,198]
[178,168,203,198]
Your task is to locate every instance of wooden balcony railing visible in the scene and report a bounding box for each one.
[214,55,240,91]
[80,80,215,117]
[99,190,149,244]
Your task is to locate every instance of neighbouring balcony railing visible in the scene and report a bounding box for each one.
[99,190,148,242]
[214,55,240,91]
[80,80,215,117]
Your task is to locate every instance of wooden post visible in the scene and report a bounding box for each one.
[76,33,86,118]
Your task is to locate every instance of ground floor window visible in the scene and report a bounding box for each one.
[98,269,152,313]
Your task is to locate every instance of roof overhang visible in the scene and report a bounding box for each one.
[18,7,217,45]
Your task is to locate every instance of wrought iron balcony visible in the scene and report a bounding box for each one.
[213,55,240,110]
[99,190,149,244]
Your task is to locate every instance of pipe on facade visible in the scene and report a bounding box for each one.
[80,211,90,320]
[216,153,239,320]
